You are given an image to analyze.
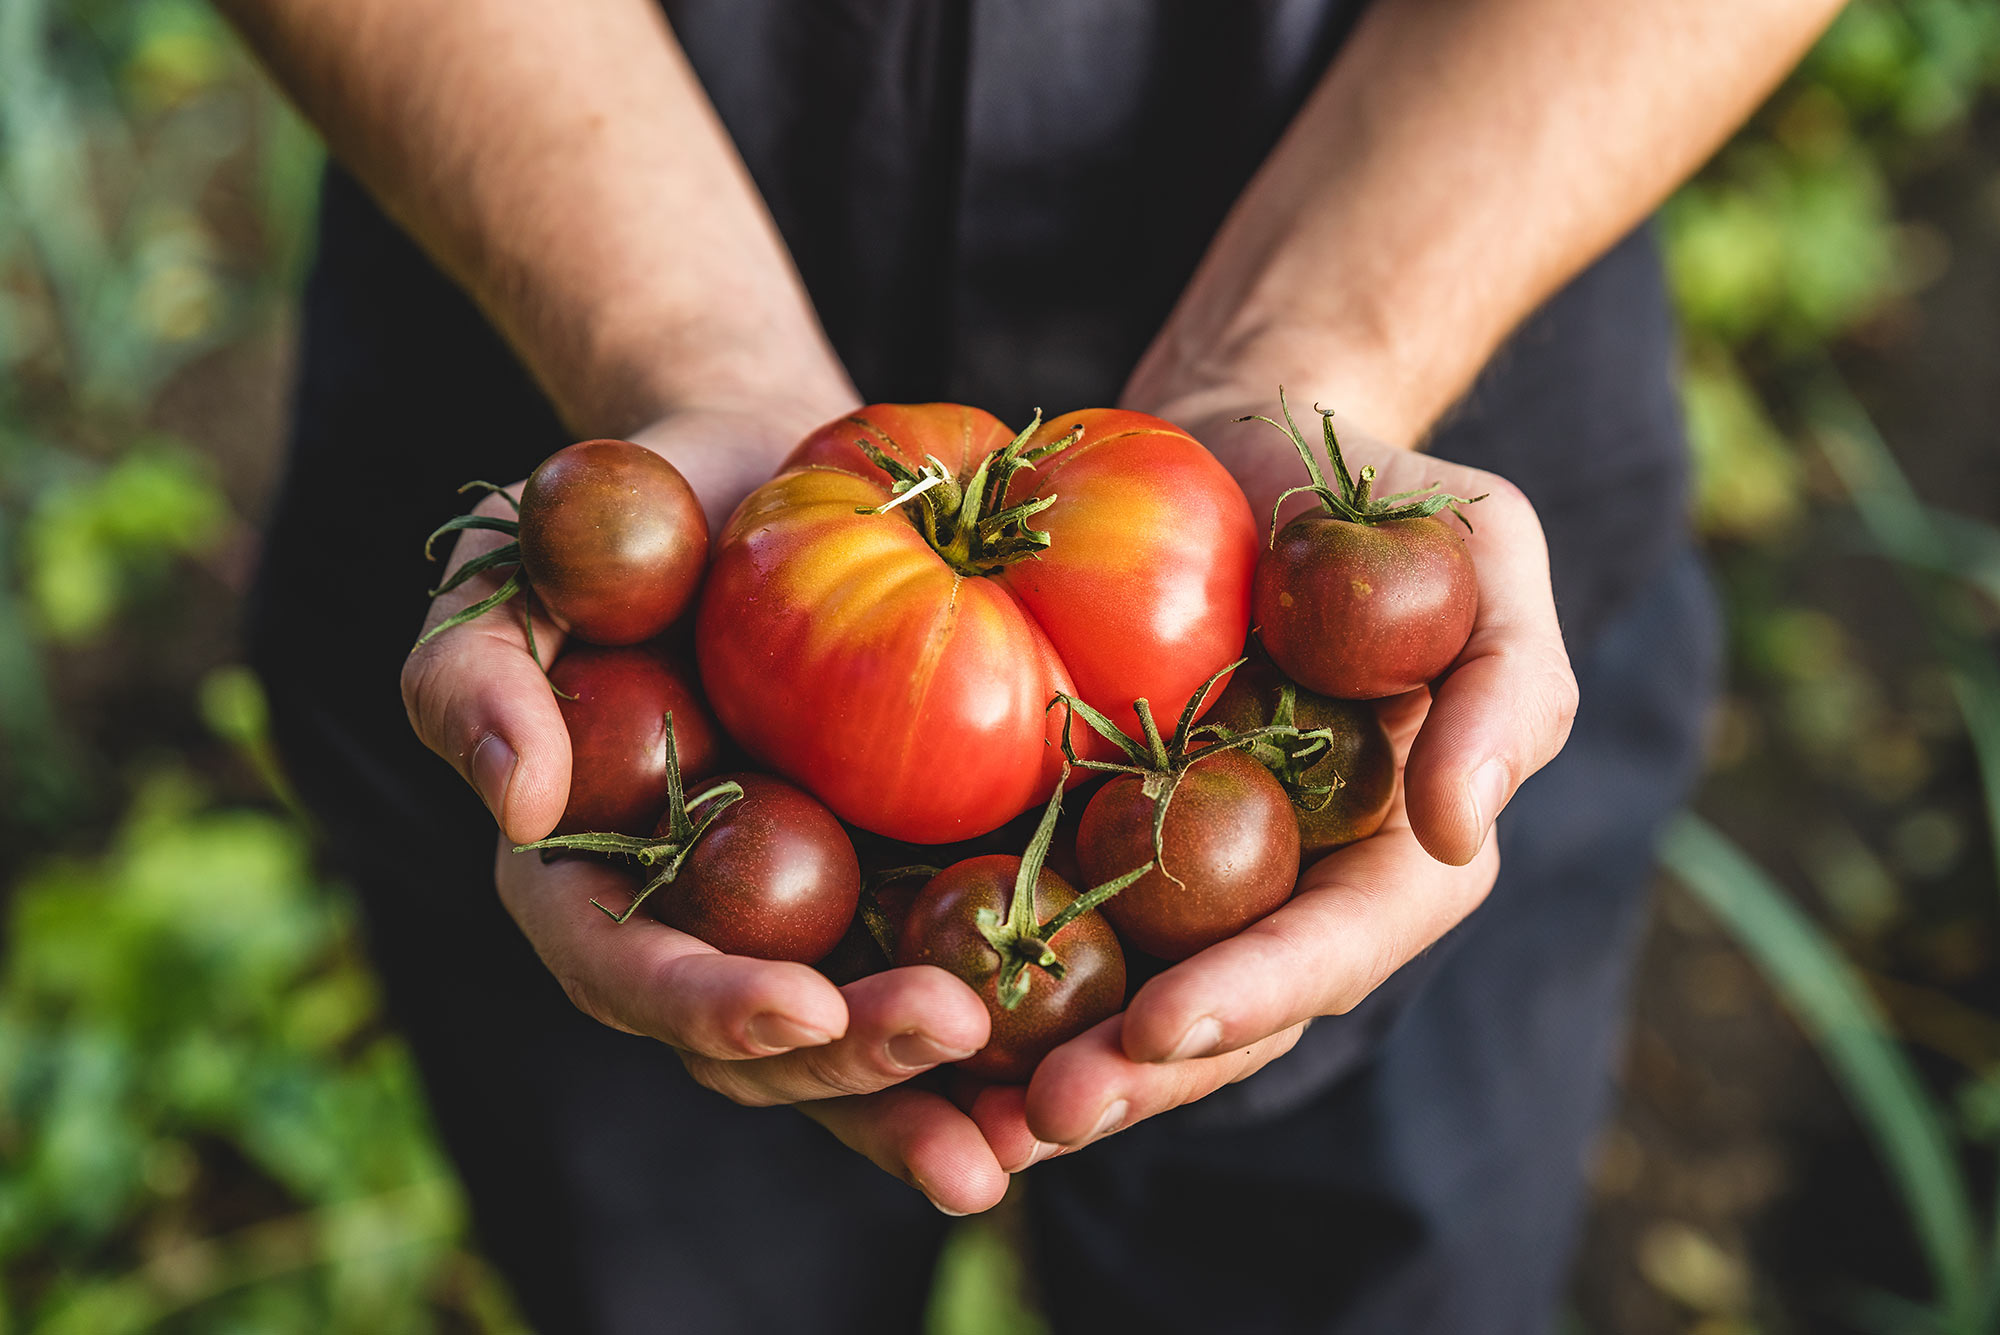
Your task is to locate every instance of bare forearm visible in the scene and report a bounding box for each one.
[219,0,851,438]
[1131,0,1843,446]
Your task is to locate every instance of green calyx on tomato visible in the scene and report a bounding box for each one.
[1211,681,1346,816]
[511,713,745,923]
[416,439,709,655]
[1051,659,1336,890]
[855,411,1084,576]
[976,768,1153,1011]
[699,403,1259,844]
[418,480,540,651]
[1241,388,1486,545]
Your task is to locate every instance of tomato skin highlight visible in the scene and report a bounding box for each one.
[648,773,860,965]
[1253,512,1476,699]
[518,439,708,645]
[995,409,1257,743]
[698,403,1257,842]
[1208,652,1395,861]
[548,643,721,837]
[1076,749,1300,961]
[896,855,1125,1083]
[694,459,1076,843]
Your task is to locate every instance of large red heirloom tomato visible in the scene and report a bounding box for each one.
[696,403,1258,843]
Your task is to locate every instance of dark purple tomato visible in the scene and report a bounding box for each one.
[818,867,931,985]
[1076,748,1299,961]
[549,642,721,837]
[1208,650,1396,862]
[1253,513,1475,699]
[649,773,859,964]
[518,439,708,645]
[896,856,1125,1083]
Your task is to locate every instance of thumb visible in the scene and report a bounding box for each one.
[1401,478,1577,866]
[401,512,572,844]
[1402,644,1577,864]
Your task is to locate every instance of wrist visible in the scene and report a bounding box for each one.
[554,307,856,448]
[1125,306,1439,454]
[620,384,856,538]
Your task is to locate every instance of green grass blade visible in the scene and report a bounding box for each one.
[1908,509,2000,606]
[1661,814,1980,1318]
[1807,374,2000,910]
[1841,1284,1952,1335]
[1804,373,2000,1329]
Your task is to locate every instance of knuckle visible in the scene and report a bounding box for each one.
[1552,665,1581,733]
[802,1045,895,1098]
[1258,884,1395,1017]
[398,644,438,731]
[1331,937,1405,1015]
[555,970,634,1036]
[1533,654,1581,754]
[679,1054,728,1095]
[679,1054,775,1106]
[399,642,474,762]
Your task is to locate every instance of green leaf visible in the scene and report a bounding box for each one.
[1661,814,1979,1321]
[1808,374,2000,906]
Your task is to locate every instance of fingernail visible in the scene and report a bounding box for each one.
[1468,759,1510,831]
[470,733,516,824]
[886,1032,977,1071]
[1017,1139,1060,1170]
[1163,1015,1225,1063]
[1080,1099,1129,1145]
[746,1014,834,1053]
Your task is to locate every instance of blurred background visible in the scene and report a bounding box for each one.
[2,1,1999,1331]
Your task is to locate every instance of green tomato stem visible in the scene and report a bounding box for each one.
[971,766,1153,1012]
[852,412,1083,576]
[1238,387,1488,545]
[1048,660,1338,892]
[511,714,745,924]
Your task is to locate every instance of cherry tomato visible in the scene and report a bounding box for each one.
[648,774,859,965]
[1208,648,1396,861]
[1077,748,1299,960]
[696,403,1257,842]
[897,855,1125,1083]
[1255,515,1475,699]
[519,439,708,645]
[1245,396,1479,699]
[818,865,933,985]
[549,642,721,837]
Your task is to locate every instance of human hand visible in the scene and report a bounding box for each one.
[404,403,1024,1207]
[957,395,1576,1165]
[399,407,816,846]
[495,841,1013,1213]
[402,404,1020,1214]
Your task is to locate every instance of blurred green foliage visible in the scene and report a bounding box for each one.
[0,0,524,1329]
[1667,0,2000,538]
[1643,2,2000,1332]
[23,445,227,642]
[3,0,2000,1332]
[1,772,520,1333]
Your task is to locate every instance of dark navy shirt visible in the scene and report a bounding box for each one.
[246,8,1711,1269]
[261,0,1685,712]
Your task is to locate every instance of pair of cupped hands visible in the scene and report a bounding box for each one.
[400,382,1578,1216]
